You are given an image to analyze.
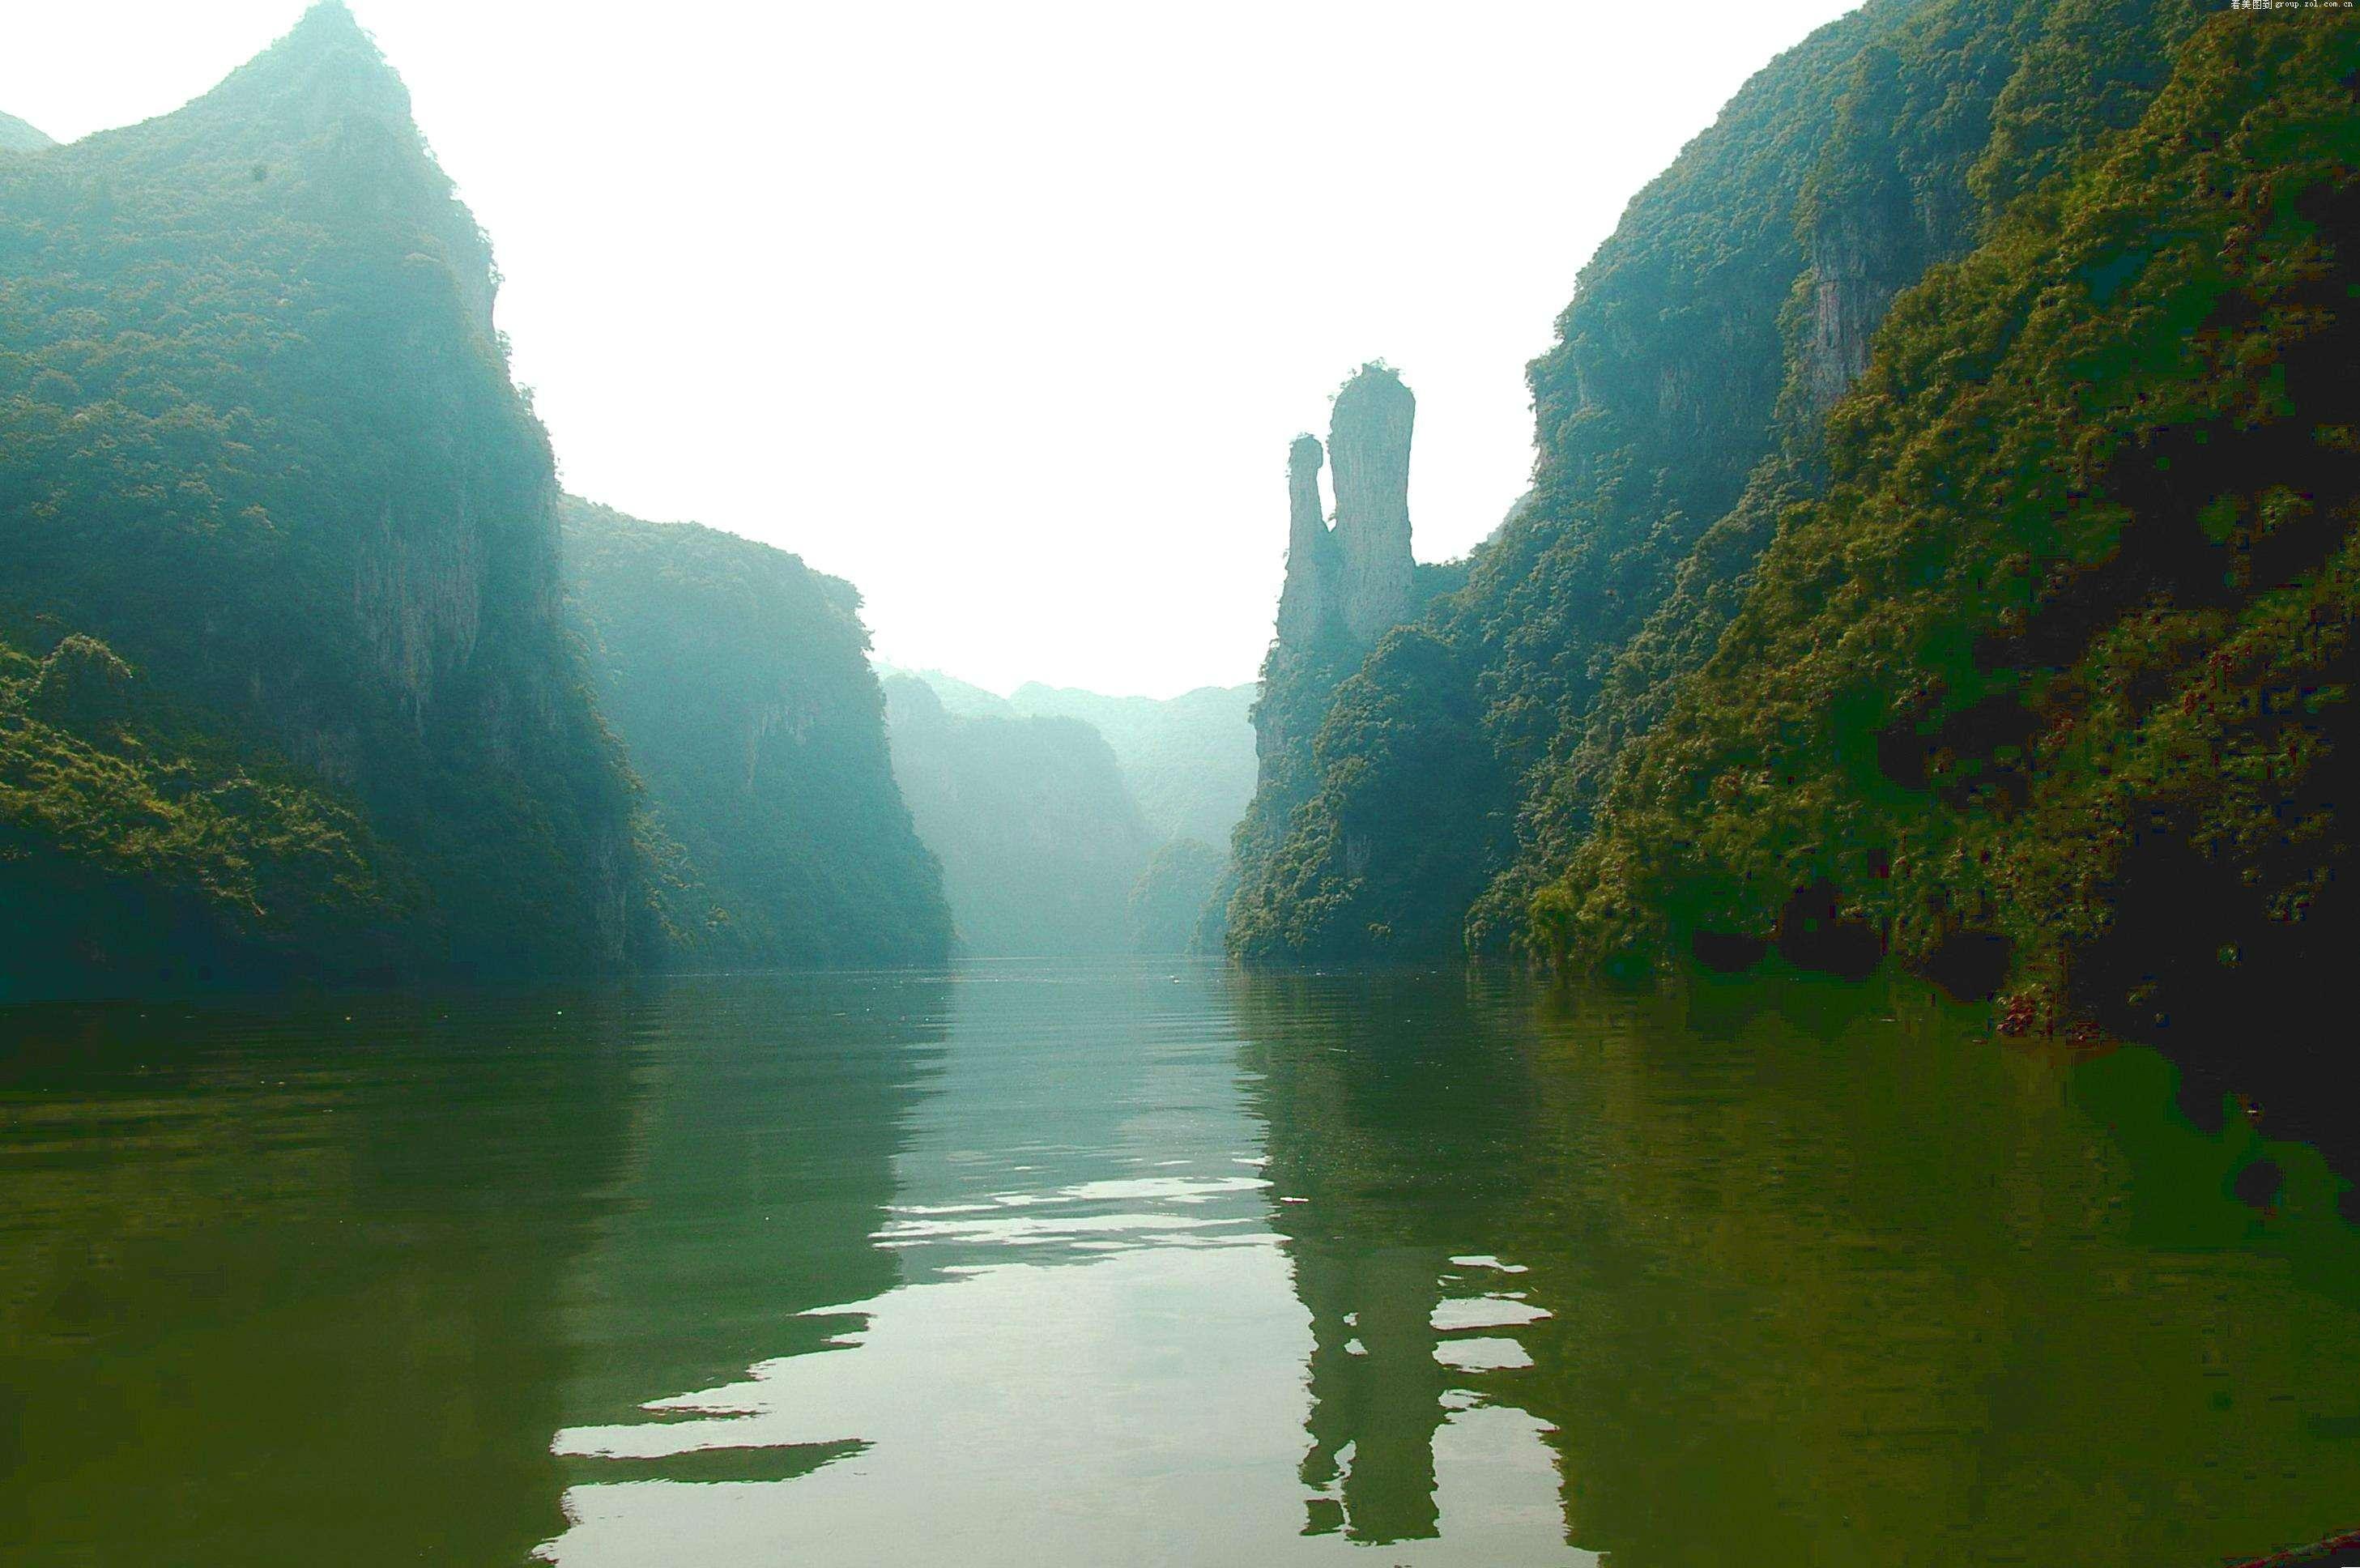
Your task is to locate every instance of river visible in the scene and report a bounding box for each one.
[4,962,2358,1565]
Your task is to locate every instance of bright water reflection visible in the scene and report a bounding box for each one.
[5,963,2360,1566]
[543,964,1586,1566]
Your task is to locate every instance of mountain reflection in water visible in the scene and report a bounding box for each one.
[4,964,2358,1566]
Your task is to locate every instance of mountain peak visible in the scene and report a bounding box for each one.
[192,0,412,133]
[0,109,53,152]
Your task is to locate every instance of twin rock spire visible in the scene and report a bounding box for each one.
[1276,364,1416,650]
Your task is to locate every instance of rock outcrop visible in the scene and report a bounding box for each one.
[1225,364,1435,948]
[0,2,648,987]
[1273,366,1418,654]
[1275,435,1336,646]
[1329,367,1417,643]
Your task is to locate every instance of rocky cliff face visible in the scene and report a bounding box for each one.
[1329,368,1417,643]
[1275,435,1336,646]
[563,501,951,969]
[1272,368,1418,654]
[0,2,647,985]
[1226,365,1435,946]
[1230,0,2213,966]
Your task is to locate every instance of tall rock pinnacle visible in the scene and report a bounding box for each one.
[1276,433,1335,646]
[1271,365,1418,657]
[1327,365,1415,645]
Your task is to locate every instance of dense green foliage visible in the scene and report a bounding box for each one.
[0,5,645,986]
[880,675,1152,957]
[0,624,400,995]
[562,501,951,968]
[1230,0,2206,964]
[1548,15,2360,1047]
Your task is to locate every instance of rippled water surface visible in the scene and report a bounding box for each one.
[5,963,2359,1566]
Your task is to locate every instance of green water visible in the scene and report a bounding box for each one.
[3,964,2358,1566]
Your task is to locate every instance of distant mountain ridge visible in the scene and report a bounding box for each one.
[880,674,1152,957]
[877,667,1256,952]
[879,667,1258,850]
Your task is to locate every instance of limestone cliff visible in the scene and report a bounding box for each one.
[1329,368,1417,643]
[1226,364,1435,944]
[563,501,951,969]
[1271,367,1418,655]
[1229,0,2214,966]
[0,2,647,986]
[1274,435,1337,647]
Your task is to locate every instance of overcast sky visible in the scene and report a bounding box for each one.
[6,0,1860,697]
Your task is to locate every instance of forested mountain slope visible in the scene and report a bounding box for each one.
[561,501,950,969]
[1548,14,2360,1054]
[0,112,51,152]
[0,4,645,991]
[1230,0,2209,964]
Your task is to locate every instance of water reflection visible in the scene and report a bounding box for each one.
[555,971,948,1473]
[542,963,1584,1566]
[1238,969,2360,1568]
[7,964,2360,1566]
[0,986,641,1565]
[1236,969,1558,1546]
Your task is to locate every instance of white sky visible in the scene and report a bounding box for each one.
[5,0,1860,697]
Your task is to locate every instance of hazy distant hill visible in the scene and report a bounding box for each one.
[1007,682,1257,848]
[880,675,1150,957]
[881,667,1257,849]
[875,667,1255,953]
[0,110,52,151]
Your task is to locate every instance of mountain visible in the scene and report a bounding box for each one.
[0,3,645,993]
[1223,364,1476,957]
[1005,680,1257,847]
[878,667,1259,951]
[0,111,52,152]
[881,668,1259,847]
[880,675,1152,957]
[1126,837,1229,954]
[1229,0,2214,965]
[1548,15,2360,1046]
[561,500,951,969]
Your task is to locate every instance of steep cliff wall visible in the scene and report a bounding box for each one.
[1228,365,1432,946]
[1330,369,1417,644]
[1232,0,2207,964]
[0,3,645,987]
[1275,435,1338,648]
[562,500,951,968]
[1550,13,2360,1029]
